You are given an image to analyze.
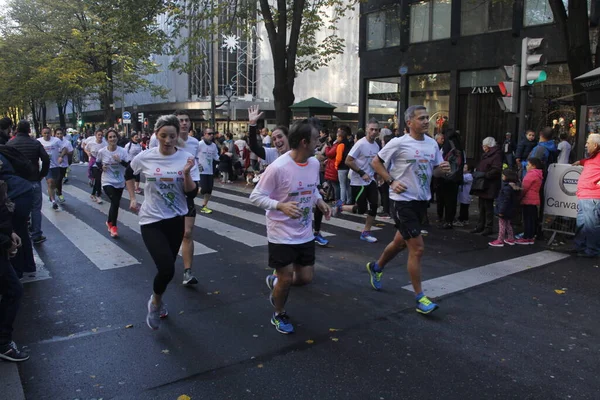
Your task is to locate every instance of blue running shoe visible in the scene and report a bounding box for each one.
[334,200,343,216]
[366,262,383,290]
[416,295,438,315]
[314,233,329,246]
[360,231,377,243]
[271,312,294,334]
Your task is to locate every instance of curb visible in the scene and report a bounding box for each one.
[0,361,26,400]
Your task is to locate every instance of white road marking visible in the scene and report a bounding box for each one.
[64,186,216,256]
[403,250,571,297]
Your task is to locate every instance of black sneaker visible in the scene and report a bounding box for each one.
[0,341,30,362]
[32,236,47,245]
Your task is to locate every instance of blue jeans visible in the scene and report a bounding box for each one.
[575,199,600,256]
[338,169,351,204]
[30,181,43,239]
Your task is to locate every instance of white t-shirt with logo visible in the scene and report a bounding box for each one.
[250,152,322,245]
[59,138,73,168]
[348,137,380,186]
[97,147,130,189]
[557,140,572,164]
[125,141,143,160]
[129,148,200,225]
[85,137,108,158]
[377,135,443,202]
[196,140,219,175]
[38,137,63,169]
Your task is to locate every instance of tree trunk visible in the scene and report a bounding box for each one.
[57,101,66,128]
[102,61,115,126]
[42,104,47,128]
[272,69,294,126]
[30,100,39,136]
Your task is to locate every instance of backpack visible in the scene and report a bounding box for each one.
[0,145,36,181]
[443,141,464,184]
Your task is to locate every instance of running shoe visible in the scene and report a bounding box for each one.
[183,269,198,285]
[63,178,69,184]
[515,238,534,245]
[488,240,505,247]
[32,236,47,245]
[314,233,329,246]
[90,195,97,203]
[135,188,143,194]
[200,206,212,214]
[334,199,343,215]
[504,239,516,246]
[106,221,112,232]
[271,312,294,334]
[0,341,29,362]
[360,231,377,243]
[146,297,161,330]
[453,221,464,227]
[110,226,118,238]
[366,262,383,290]
[57,195,65,203]
[159,303,168,319]
[96,196,103,204]
[416,295,438,314]
[52,201,59,211]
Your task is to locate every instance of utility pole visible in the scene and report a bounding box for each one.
[121,65,127,136]
[209,0,216,129]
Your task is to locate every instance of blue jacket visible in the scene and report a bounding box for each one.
[0,153,34,201]
[528,140,558,166]
[495,181,518,220]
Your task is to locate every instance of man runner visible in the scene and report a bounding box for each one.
[54,128,73,204]
[196,127,219,214]
[250,119,332,334]
[38,127,67,210]
[368,105,450,314]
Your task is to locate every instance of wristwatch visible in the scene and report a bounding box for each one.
[386,177,395,185]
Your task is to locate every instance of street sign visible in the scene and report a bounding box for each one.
[123,111,131,119]
[399,65,408,76]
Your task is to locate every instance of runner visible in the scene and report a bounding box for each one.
[126,114,199,330]
[334,119,381,243]
[175,110,201,285]
[196,127,219,214]
[367,105,451,314]
[247,105,289,166]
[124,133,143,193]
[37,127,66,210]
[96,129,131,238]
[250,119,332,334]
[54,128,73,204]
[84,130,107,203]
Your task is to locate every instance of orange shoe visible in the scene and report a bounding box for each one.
[110,225,118,238]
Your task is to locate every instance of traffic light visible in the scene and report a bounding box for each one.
[78,119,83,127]
[520,37,547,86]
[138,112,144,123]
[497,65,519,113]
[144,118,148,128]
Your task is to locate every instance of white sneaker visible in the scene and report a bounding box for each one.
[146,297,161,330]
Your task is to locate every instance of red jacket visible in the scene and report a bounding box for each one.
[324,143,339,182]
[577,152,600,199]
[521,168,542,205]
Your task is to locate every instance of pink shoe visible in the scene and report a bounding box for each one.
[515,238,533,245]
[504,239,516,246]
[488,239,505,247]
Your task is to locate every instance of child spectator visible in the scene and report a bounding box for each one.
[515,130,537,178]
[557,132,572,164]
[219,146,233,183]
[454,163,473,226]
[516,157,543,245]
[489,169,519,247]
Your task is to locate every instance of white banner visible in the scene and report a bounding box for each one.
[543,164,583,218]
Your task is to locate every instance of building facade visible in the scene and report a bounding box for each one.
[359,0,585,161]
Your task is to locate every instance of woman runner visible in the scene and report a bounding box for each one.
[124,133,143,193]
[85,130,107,203]
[125,115,199,330]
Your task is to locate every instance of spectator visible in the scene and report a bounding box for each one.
[0,117,12,144]
[572,134,600,257]
[515,130,537,178]
[529,127,558,173]
[454,163,474,226]
[557,132,572,164]
[335,126,352,205]
[324,132,339,201]
[503,132,515,168]
[437,129,465,229]
[516,157,543,245]
[218,146,233,183]
[261,127,271,148]
[470,137,503,236]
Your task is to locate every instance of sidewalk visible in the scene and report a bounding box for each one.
[0,360,25,400]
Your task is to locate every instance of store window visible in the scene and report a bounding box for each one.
[366,78,401,129]
[524,0,590,26]
[366,7,402,50]
[410,0,452,43]
[408,73,450,136]
[461,0,512,36]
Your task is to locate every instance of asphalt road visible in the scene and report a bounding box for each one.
[7,165,599,400]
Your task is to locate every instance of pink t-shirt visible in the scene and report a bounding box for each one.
[250,152,322,244]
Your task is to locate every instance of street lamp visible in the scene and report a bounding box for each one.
[216,85,234,134]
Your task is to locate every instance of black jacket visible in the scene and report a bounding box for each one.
[494,181,518,220]
[248,125,266,160]
[337,138,351,170]
[515,139,537,160]
[0,180,14,257]
[7,133,50,181]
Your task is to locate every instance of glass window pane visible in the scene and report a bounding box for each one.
[408,73,451,136]
[488,0,512,31]
[410,2,430,43]
[524,0,554,25]
[367,12,385,50]
[432,0,452,40]
[459,69,504,87]
[461,0,487,36]
[385,8,402,47]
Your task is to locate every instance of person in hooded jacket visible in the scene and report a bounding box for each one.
[470,137,503,236]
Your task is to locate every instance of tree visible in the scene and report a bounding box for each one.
[168,0,357,126]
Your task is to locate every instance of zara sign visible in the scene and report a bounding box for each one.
[470,86,496,94]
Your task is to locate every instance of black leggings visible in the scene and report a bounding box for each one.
[313,207,323,232]
[436,181,459,223]
[91,167,102,196]
[103,186,124,226]
[56,167,67,195]
[522,205,538,239]
[141,216,185,295]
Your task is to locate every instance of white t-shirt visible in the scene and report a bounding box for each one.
[377,134,443,202]
[38,137,63,169]
[125,141,143,160]
[97,147,130,188]
[348,137,380,186]
[262,135,272,147]
[149,133,158,149]
[85,137,108,158]
[249,152,321,245]
[196,140,219,175]
[129,148,199,225]
[180,136,200,166]
[458,172,473,205]
[235,139,247,155]
[59,139,73,168]
[557,141,572,164]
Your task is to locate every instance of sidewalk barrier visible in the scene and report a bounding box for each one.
[542,164,583,245]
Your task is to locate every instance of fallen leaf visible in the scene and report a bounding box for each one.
[161,349,170,355]
[125,324,133,329]
[179,311,184,315]
[305,339,314,344]
[177,395,191,400]
[554,289,566,295]
[91,328,97,333]
[90,375,96,379]
[331,337,339,342]
[213,291,220,295]
[329,328,341,332]
[257,364,264,368]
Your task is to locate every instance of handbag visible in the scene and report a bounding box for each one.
[470,171,486,193]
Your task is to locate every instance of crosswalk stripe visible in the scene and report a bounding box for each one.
[63,186,216,256]
[122,191,267,247]
[41,202,139,270]
[20,248,52,284]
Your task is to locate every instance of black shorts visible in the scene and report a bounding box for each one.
[46,167,60,181]
[200,174,214,195]
[268,241,315,269]
[392,200,429,240]
[185,196,197,218]
[351,181,378,217]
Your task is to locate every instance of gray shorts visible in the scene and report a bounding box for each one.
[46,168,60,181]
